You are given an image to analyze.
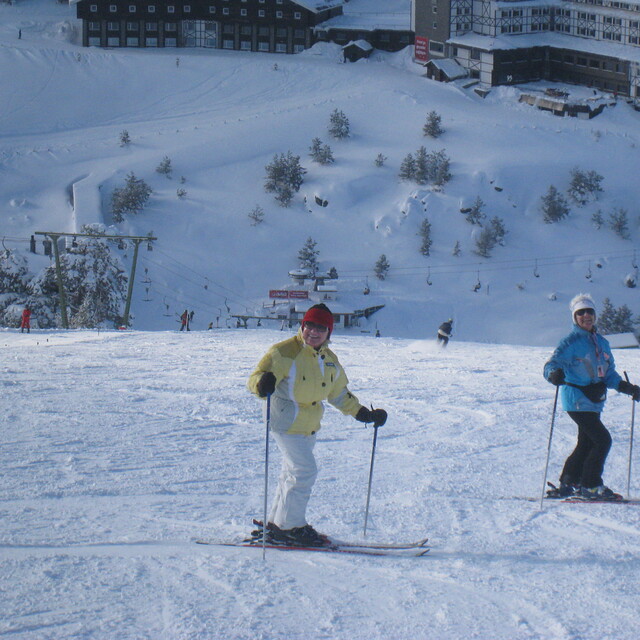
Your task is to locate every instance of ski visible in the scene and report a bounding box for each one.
[249,519,428,550]
[195,539,429,557]
[517,496,640,504]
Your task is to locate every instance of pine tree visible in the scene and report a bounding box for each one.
[328,109,350,139]
[264,152,306,207]
[248,205,265,226]
[489,216,507,246]
[374,153,387,167]
[418,218,432,256]
[156,156,173,178]
[452,240,461,257]
[309,138,334,165]
[374,254,390,280]
[608,207,630,239]
[298,237,320,276]
[399,153,416,181]
[591,209,604,229]
[111,172,152,222]
[465,196,485,225]
[598,297,638,334]
[328,266,339,279]
[414,146,429,185]
[423,111,443,138]
[431,149,451,187]
[567,167,604,205]
[119,130,131,147]
[540,185,570,223]
[475,227,496,258]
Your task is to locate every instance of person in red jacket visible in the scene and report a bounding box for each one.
[20,307,31,333]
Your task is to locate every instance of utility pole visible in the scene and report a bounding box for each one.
[34,231,157,329]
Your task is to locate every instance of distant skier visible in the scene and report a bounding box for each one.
[544,293,640,500]
[20,307,31,333]
[180,309,189,331]
[247,303,387,546]
[437,319,453,347]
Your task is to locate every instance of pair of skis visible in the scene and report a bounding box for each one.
[197,526,430,557]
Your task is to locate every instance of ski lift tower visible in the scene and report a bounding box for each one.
[34,231,157,329]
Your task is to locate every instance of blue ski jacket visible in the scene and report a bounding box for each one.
[544,324,622,412]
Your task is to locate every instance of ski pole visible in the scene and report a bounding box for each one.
[540,385,560,510]
[625,372,635,498]
[363,423,380,537]
[262,394,271,560]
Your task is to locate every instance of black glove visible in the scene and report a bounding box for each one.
[548,369,565,386]
[355,406,388,428]
[618,380,640,402]
[257,372,276,398]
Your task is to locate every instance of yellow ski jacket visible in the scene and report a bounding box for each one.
[247,330,362,435]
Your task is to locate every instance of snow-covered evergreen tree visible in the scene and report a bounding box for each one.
[119,130,131,147]
[489,216,507,246]
[567,168,603,205]
[297,237,319,276]
[540,185,570,223]
[374,254,390,280]
[328,109,350,139]
[423,111,443,138]
[465,197,486,225]
[374,153,387,167]
[598,297,638,334]
[399,153,416,181]
[309,138,334,165]
[264,151,306,207]
[474,227,496,258]
[608,207,630,239]
[418,218,432,256]
[248,204,265,226]
[156,156,173,178]
[111,172,152,222]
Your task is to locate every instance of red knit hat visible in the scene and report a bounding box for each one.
[302,304,334,335]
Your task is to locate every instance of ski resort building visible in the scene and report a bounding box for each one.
[413,0,640,103]
[73,0,412,55]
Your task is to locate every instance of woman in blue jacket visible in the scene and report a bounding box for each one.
[544,293,640,499]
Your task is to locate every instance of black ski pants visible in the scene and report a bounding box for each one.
[561,411,612,489]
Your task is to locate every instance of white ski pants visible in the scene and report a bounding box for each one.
[269,431,318,530]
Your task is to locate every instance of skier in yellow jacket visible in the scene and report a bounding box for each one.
[248,303,387,546]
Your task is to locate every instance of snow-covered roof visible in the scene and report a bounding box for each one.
[448,31,640,64]
[292,0,346,13]
[317,0,411,31]
[343,39,374,52]
[427,57,468,80]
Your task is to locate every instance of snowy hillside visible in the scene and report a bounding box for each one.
[1,1,639,345]
[2,329,640,639]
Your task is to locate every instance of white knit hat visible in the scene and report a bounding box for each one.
[570,293,596,323]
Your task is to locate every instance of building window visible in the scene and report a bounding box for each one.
[108,22,119,31]
[240,40,251,50]
[146,37,158,46]
[276,11,283,18]
[146,22,157,31]
[90,4,97,11]
[128,5,136,12]
[429,40,444,53]
[223,39,234,49]
[223,24,234,33]
[259,10,265,17]
[294,29,305,38]
[110,5,117,12]
[126,22,137,30]
[576,56,587,66]
[241,9,247,16]
[240,25,252,35]
[223,8,229,15]
[294,12,301,19]
[88,36,101,46]
[148,5,155,13]
[209,6,216,13]
[294,44,304,53]
[89,21,100,30]
[168,6,175,13]
[165,23,177,32]
[165,37,177,46]
[275,42,287,53]
[276,27,286,37]
[258,26,269,35]
[184,5,191,13]
[258,41,269,51]
[126,36,139,46]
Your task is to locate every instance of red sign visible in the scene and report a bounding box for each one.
[269,290,309,299]
[414,36,428,62]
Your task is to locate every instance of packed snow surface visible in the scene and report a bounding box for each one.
[2,328,640,639]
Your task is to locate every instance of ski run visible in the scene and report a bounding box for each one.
[2,329,640,639]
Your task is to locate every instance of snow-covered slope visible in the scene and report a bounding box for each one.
[2,329,640,639]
